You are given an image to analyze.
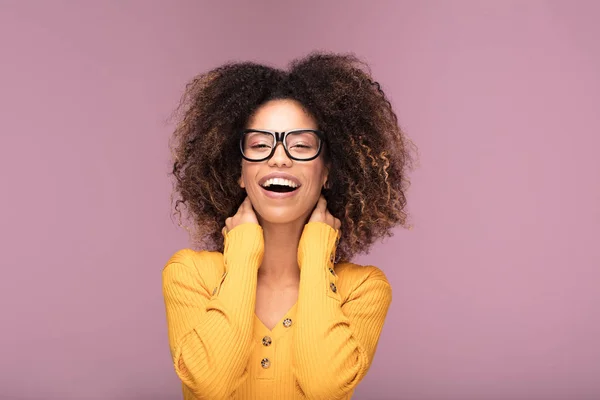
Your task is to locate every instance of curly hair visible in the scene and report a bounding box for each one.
[169,52,415,262]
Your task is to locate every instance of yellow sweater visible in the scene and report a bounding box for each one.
[162,222,392,400]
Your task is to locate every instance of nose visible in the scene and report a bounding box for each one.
[267,142,292,167]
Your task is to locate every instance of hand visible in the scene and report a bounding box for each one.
[308,195,341,230]
[224,196,259,234]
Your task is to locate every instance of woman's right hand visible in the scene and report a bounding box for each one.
[224,196,259,234]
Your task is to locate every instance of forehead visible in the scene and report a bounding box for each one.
[247,99,318,131]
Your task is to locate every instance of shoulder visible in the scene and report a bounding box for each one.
[162,248,225,287]
[335,262,390,285]
[334,262,392,302]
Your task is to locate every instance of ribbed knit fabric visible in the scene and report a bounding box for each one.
[163,222,392,400]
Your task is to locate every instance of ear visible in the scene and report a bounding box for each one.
[322,167,330,189]
[238,176,245,189]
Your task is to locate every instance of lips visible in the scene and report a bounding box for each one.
[258,172,301,199]
[258,172,302,188]
[260,185,299,199]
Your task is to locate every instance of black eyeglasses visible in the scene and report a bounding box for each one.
[240,129,325,162]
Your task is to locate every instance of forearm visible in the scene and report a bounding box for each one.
[293,223,363,398]
[293,222,391,399]
[164,224,264,399]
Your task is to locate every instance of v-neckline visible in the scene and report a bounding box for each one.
[254,302,298,337]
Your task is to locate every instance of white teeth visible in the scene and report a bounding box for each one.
[262,178,298,188]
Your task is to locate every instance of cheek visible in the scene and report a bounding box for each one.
[304,163,328,193]
[240,162,253,188]
[314,161,328,186]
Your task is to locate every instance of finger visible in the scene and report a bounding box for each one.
[244,197,258,217]
[239,196,250,212]
[330,215,338,229]
[316,195,327,212]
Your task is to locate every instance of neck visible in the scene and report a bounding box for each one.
[257,216,306,285]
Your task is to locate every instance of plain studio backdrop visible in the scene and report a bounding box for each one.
[1,1,599,399]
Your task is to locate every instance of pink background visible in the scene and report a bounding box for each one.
[1,1,599,399]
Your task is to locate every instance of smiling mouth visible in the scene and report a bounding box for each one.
[263,184,298,193]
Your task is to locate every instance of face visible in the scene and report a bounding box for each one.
[239,99,328,225]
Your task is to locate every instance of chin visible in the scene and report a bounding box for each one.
[255,208,305,225]
[251,198,309,225]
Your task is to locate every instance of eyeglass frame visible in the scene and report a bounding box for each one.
[239,128,326,162]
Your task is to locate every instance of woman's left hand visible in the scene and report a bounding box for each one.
[308,195,341,230]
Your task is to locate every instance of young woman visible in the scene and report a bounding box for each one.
[163,52,413,399]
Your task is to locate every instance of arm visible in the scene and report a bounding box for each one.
[293,222,392,400]
[162,223,263,399]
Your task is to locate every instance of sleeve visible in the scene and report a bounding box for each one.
[162,223,264,400]
[292,222,393,400]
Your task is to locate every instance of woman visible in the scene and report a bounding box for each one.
[163,52,413,399]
